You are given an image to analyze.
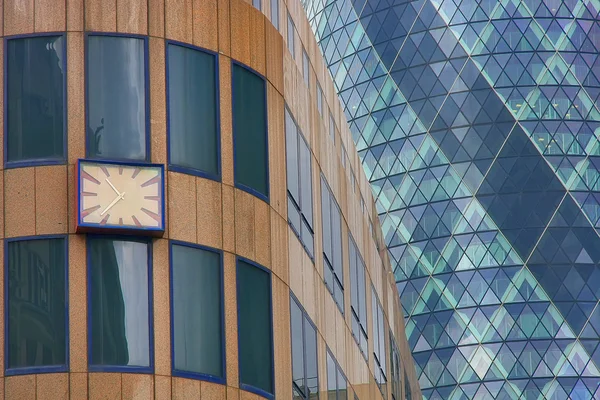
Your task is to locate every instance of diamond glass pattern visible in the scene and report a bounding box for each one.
[302,0,600,398]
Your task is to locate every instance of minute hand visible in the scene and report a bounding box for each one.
[100,192,125,216]
[106,178,122,196]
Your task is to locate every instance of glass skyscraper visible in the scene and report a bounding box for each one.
[302,0,600,398]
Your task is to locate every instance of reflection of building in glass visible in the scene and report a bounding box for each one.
[8,240,65,367]
[303,0,600,398]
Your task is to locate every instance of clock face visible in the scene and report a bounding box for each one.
[77,160,165,233]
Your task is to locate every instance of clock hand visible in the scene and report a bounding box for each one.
[100,192,126,216]
[105,178,122,196]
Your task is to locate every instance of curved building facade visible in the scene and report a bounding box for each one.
[301,0,600,398]
[0,0,421,399]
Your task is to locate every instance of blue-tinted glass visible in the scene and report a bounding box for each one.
[89,238,150,367]
[7,238,66,369]
[237,260,273,394]
[6,36,65,163]
[271,0,279,30]
[168,44,218,177]
[171,244,222,378]
[291,298,305,393]
[232,64,269,198]
[87,36,147,160]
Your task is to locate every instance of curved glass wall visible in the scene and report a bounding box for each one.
[302,0,600,398]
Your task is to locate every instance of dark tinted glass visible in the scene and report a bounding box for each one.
[305,322,318,399]
[237,260,273,394]
[232,64,268,198]
[7,238,66,369]
[291,298,305,392]
[172,244,222,377]
[168,44,218,176]
[89,238,150,367]
[87,36,147,160]
[7,36,65,163]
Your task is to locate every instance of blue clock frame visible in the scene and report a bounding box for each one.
[75,159,166,236]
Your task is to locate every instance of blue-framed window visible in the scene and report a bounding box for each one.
[270,0,279,30]
[390,332,401,400]
[326,348,347,400]
[170,241,224,382]
[290,294,319,399]
[5,236,68,374]
[321,176,344,314]
[87,237,153,372]
[5,35,66,167]
[372,287,387,397]
[86,34,149,161]
[167,42,220,180]
[232,63,269,200]
[348,235,367,358]
[285,107,314,258]
[302,48,310,87]
[237,258,274,398]
[287,12,295,56]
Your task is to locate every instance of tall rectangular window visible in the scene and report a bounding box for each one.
[372,288,387,397]
[316,83,323,116]
[87,35,148,161]
[329,113,335,143]
[6,36,65,165]
[232,63,269,199]
[167,43,219,179]
[285,108,314,257]
[237,259,274,397]
[348,236,367,357]
[253,0,261,10]
[171,242,223,381]
[6,237,67,371]
[287,13,295,56]
[270,0,279,30]
[390,333,401,400]
[326,349,347,400]
[321,176,343,313]
[405,371,412,400]
[88,238,152,370]
[291,295,319,400]
[302,48,310,87]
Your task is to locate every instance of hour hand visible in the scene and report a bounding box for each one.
[106,178,122,196]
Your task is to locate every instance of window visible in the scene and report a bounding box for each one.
[6,237,67,372]
[232,63,269,200]
[253,0,261,10]
[372,288,387,397]
[6,36,65,166]
[87,35,148,161]
[405,372,412,400]
[287,13,295,56]
[237,259,274,397]
[348,236,367,357]
[285,108,314,257]
[341,145,347,169]
[326,349,347,400]
[302,48,310,87]
[390,333,401,400]
[167,43,219,179]
[321,176,344,313]
[316,83,323,116]
[88,237,152,370]
[291,295,319,400]
[270,0,279,30]
[171,242,223,381]
[329,113,335,143]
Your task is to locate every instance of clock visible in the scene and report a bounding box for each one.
[76,159,165,235]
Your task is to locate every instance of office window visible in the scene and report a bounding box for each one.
[88,238,151,369]
[167,44,219,178]
[321,176,344,313]
[405,372,412,400]
[270,0,279,30]
[6,36,65,165]
[6,237,67,371]
[233,64,269,199]
[372,288,387,397]
[253,0,261,10]
[329,113,335,143]
[285,108,314,257]
[87,35,148,161]
[341,145,347,169]
[390,333,401,400]
[288,13,295,56]
[302,48,310,87]
[171,243,223,380]
[237,259,274,396]
[291,295,319,399]
[348,236,367,357]
[316,83,323,116]
[326,350,347,400]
